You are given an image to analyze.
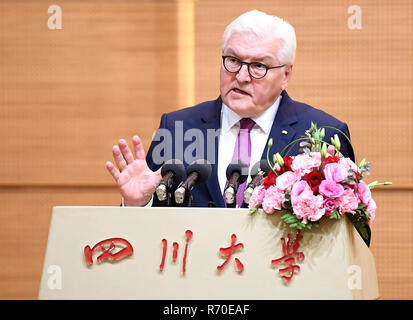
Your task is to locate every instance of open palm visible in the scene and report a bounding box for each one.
[106,136,161,206]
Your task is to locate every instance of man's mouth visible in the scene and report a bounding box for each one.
[232,88,250,96]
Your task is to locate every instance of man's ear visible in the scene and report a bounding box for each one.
[281,64,293,91]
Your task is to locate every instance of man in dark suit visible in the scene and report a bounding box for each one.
[105,10,354,209]
[141,91,354,208]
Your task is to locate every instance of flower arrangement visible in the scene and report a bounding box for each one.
[248,122,391,243]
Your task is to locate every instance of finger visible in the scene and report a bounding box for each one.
[132,135,146,160]
[106,161,120,182]
[154,167,162,185]
[112,145,128,171]
[145,167,162,195]
[118,139,135,165]
[155,167,162,179]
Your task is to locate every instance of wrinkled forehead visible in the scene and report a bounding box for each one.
[223,31,282,64]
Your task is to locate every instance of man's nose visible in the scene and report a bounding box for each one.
[236,64,251,82]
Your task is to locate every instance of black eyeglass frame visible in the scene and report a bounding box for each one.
[222,55,286,79]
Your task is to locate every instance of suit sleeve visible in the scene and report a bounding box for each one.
[336,122,355,162]
[145,113,170,207]
[146,113,169,172]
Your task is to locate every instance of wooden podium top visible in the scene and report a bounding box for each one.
[38,206,379,300]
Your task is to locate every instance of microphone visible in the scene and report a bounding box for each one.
[224,160,249,207]
[175,159,212,206]
[156,159,185,204]
[243,160,272,206]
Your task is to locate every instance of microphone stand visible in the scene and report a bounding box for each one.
[174,186,194,207]
[174,173,199,207]
[156,159,185,207]
[173,159,212,207]
[157,186,172,206]
[242,171,265,208]
[224,172,241,208]
[156,171,174,207]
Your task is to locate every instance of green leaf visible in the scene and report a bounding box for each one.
[248,208,257,216]
[300,222,308,229]
[357,203,365,210]
[281,213,291,220]
[285,217,298,224]
[329,210,342,220]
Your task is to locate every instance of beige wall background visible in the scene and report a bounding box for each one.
[0,0,412,299]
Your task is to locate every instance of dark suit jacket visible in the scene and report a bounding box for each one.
[146,90,354,208]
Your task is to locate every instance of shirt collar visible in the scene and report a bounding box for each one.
[221,95,282,134]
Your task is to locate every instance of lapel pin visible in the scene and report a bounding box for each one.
[282,130,288,135]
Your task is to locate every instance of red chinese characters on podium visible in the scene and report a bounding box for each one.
[159,230,193,274]
[271,231,305,283]
[82,230,306,284]
[84,238,133,265]
[217,234,244,273]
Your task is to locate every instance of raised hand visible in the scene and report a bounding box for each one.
[106,136,161,206]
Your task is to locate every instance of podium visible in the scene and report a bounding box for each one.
[38,206,379,300]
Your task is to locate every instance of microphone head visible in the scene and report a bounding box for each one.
[226,160,249,184]
[186,159,212,185]
[161,159,185,185]
[250,160,272,177]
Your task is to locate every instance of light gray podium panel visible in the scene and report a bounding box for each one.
[38,206,379,300]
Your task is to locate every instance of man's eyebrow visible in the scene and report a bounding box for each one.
[224,49,273,64]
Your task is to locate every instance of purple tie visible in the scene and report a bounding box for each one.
[227,118,255,207]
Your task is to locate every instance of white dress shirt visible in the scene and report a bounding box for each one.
[217,95,282,194]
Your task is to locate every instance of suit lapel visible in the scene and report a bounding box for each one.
[262,91,298,160]
[200,97,225,207]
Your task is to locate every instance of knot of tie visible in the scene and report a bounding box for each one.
[239,118,255,132]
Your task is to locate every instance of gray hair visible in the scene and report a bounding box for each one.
[222,10,296,66]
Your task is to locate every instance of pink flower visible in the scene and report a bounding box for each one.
[327,145,336,156]
[323,163,349,183]
[309,152,321,162]
[273,163,281,172]
[291,154,321,176]
[248,185,266,209]
[366,198,376,224]
[319,180,345,198]
[338,188,359,215]
[262,185,285,214]
[339,157,359,172]
[276,171,300,190]
[323,197,340,215]
[291,180,311,199]
[357,181,372,206]
[291,189,325,224]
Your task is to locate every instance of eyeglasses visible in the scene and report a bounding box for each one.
[222,55,285,79]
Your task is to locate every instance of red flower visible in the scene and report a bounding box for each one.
[275,156,293,175]
[322,156,340,172]
[303,171,323,194]
[263,170,277,189]
[283,156,293,172]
